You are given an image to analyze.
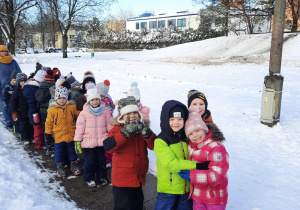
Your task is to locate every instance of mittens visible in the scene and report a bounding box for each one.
[12,112,19,122]
[74,141,82,154]
[120,116,144,139]
[178,170,191,182]
[141,125,152,139]
[33,113,40,124]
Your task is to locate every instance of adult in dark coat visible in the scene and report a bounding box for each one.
[0,45,22,126]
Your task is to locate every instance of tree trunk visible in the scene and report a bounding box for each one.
[0,30,3,44]
[62,34,68,58]
[245,15,254,34]
[9,21,16,55]
[291,17,298,32]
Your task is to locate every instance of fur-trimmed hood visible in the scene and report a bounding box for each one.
[110,116,150,127]
[207,123,225,142]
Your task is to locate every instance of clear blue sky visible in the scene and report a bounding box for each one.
[109,0,200,17]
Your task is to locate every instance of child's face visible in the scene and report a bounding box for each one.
[85,81,93,88]
[121,112,140,123]
[190,98,206,116]
[188,129,207,144]
[89,98,100,108]
[11,79,17,85]
[56,97,67,106]
[169,117,184,132]
[19,81,25,87]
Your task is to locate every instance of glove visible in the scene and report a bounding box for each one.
[120,116,144,139]
[178,170,191,182]
[74,141,82,154]
[196,161,210,170]
[12,112,19,122]
[44,134,54,148]
[33,113,40,124]
[141,124,152,139]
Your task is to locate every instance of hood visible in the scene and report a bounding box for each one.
[160,100,188,138]
[207,123,225,142]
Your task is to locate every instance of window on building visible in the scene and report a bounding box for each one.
[177,18,186,27]
[168,19,176,28]
[136,23,140,30]
[149,21,157,29]
[141,22,147,29]
[158,20,165,28]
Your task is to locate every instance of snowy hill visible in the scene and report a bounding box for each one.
[1,33,300,210]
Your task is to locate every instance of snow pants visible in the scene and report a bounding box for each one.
[112,185,144,210]
[193,200,226,210]
[18,118,33,141]
[54,141,77,164]
[33,124,45,150]
[1,99,12,126]
[155,193,192,210]
[83,146,106,182]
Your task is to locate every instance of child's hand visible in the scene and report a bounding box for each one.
[44,134,54,147]
[178,170,191,182]
[12,112,18,122]
[196,161,210,170]
[74,141,82,154]
[141,125,152,139]
[33,113,40,124]
[121,116,144,138]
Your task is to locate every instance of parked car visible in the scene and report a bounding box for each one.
[44,47,56,53]
[16,49,26,54]
[34,49,45,54]
[56,48,63,53]
[26,48,34,54]
[67,47,74,53]
[79,48,87,52]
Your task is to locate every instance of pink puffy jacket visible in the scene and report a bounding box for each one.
[74,103,113,148]
[188,126,229,205]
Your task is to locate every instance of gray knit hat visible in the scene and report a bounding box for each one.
[55,86,68,100]
[117,97,143,124]
[96,80,110,96]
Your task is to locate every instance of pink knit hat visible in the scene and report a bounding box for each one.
[185,106,209,138]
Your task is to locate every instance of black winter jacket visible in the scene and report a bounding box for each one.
[9,85,29,119]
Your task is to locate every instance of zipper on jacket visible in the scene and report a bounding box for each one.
[170,173,172,186]
[180,140,186,160]
[70,110,75,123]
[55,112,58,125]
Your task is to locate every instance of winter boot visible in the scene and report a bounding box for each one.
[23,139,30,146]
[87,180,96,188]
[71,160,81,176]
[57,162,66,177]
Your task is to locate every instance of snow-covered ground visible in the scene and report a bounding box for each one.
[1,33,300,209]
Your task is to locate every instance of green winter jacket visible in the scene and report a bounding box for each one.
[154,100,197,195]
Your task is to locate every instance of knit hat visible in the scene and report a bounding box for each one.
[126,82,140,101]
[169,105,187,120]
[0,45,8,52]
[117,97,143,124]
[185,106,209,138]
[35,62,43,72]
[52,67,61,81]
[85,87,100,103]
[11,70,19,79]
[55,78,71,90]
[187,89,208,110]
[55,86,68,100]
[34,70,47,82]
[16,73,27,86]
[81,71,96,93]
[65,72,80,88]
[44,70,55,82]
[97,80,110,96]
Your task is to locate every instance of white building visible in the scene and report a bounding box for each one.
[126,11,200,31]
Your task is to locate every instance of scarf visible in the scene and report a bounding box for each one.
[88,103,103,116]
[0,54,13,64]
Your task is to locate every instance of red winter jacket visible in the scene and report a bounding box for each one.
[103,118,156,187]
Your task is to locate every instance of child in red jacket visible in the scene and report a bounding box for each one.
[179,106,229,210]
[103,97,156,210]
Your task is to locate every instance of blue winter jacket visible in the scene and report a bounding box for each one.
[0,59,21,99]
[22,81,40,125]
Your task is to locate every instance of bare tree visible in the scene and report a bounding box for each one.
[45,0,116,58]
[287,0,300,32]
[0,0,37,54]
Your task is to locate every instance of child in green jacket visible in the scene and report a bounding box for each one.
[154,100,209,210]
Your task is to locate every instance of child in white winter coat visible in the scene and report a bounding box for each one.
[74,87,113,187]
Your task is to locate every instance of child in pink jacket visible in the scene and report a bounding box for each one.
[126,82,150,126]
[179,106,229,210]
[74,87,113,187]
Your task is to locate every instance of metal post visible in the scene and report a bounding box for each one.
[261,0,286,127]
